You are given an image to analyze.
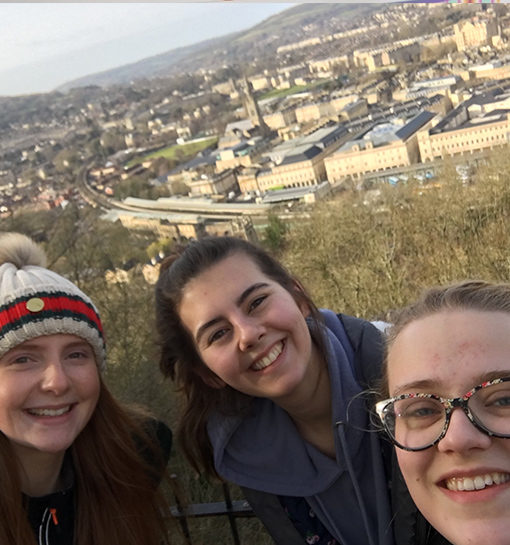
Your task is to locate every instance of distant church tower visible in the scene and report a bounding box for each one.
[241,76,271,137]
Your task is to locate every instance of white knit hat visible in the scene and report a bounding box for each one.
[0,233,106,370]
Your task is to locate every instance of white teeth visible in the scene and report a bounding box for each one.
[463,478,474,491]
[446,472,510,491]
[474,476,485,490]
[27,406,71,417]
[251,342,283,371]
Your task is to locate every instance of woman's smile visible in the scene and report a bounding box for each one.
[389,310,510,545]
[0,334,100,461]
[179,253,321,404]
[24,403,75,418]
[250,340,284,371]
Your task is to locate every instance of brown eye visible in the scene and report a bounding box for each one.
[209,329,228,344]
[13,356,30,364]
[68,351,87,359]
[249,296,266,312]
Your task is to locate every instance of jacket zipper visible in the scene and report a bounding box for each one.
[39,507,59,545]
[38,508,49,545]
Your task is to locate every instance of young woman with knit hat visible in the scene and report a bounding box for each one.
[0,232,173,545]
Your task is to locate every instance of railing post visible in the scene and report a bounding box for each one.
[171,474,192,545]
[222,482,241,545]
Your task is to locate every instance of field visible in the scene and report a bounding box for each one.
[127,137,219,167]
[260,79,331,101]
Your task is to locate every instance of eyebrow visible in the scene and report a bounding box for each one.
[65,341,92,349]
[392,379,441,397]
[195,282,270,345]
[392,369,510,397]
[9,340,90,351]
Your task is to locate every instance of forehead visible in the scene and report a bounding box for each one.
[387,310,510,395]
[8,334,90,350]
[184,253,269,296]
[179,253,273,313]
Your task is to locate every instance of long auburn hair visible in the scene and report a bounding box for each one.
[155,236,327,479]
[0,378,171,545]
[382,280,510,399]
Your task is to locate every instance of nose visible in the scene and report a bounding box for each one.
[41,362,71,395]
[437,407,492,453]
[237,316,266,352]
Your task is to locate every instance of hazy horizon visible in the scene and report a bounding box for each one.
[0,3,293,97]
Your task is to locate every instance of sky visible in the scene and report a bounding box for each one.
[0,3,297,97]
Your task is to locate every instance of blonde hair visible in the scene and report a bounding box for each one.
[382,280,510,398]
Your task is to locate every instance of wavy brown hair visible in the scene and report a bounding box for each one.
[382,280,510,399]
[155,236,328,479]
[0,378,172,545]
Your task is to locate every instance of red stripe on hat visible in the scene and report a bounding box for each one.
[0,295,103,335]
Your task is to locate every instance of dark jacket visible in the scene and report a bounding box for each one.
[26,464,75,545]
[238,314,451,545]
[26,419,172,545]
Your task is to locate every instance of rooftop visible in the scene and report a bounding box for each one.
[338,111,435,152]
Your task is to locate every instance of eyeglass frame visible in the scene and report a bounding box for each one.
[375,376,510,452]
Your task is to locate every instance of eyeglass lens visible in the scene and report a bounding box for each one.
[385,381,510,450]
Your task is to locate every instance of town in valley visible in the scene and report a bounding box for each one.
[1,2,509,281]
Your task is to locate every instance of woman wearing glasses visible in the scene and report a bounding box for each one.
[377,281,510,545]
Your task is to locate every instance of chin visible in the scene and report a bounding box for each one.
[434,520,510,545]
[32,438,75,455]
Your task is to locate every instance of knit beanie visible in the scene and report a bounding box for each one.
[0,233,106,370]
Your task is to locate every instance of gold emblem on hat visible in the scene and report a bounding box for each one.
[26,297,45,313]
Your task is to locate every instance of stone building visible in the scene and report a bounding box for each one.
[186,169,239,197]
[454,17,499,52]
[418,95,510,162]
[325,111,436,181]
[241,77,271,137]
[249,125,350,191]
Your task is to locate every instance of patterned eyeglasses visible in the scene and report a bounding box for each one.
[376,377,510,451]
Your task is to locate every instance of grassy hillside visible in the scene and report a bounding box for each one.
[234,3,382,46]
[283,154,510,320]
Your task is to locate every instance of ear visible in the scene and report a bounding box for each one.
[196,367,227,389]
[292,279,311,318]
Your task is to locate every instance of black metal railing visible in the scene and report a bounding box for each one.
[170,474,255,545]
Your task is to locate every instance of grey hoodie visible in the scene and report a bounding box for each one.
[208,309,394,545]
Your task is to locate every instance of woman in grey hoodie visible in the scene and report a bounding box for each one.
[155,236,445,545]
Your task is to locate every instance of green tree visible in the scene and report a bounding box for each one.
[147,238,174,260]
[262,213,288,254]
[100,131,126,154]
[53,149,79,173]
